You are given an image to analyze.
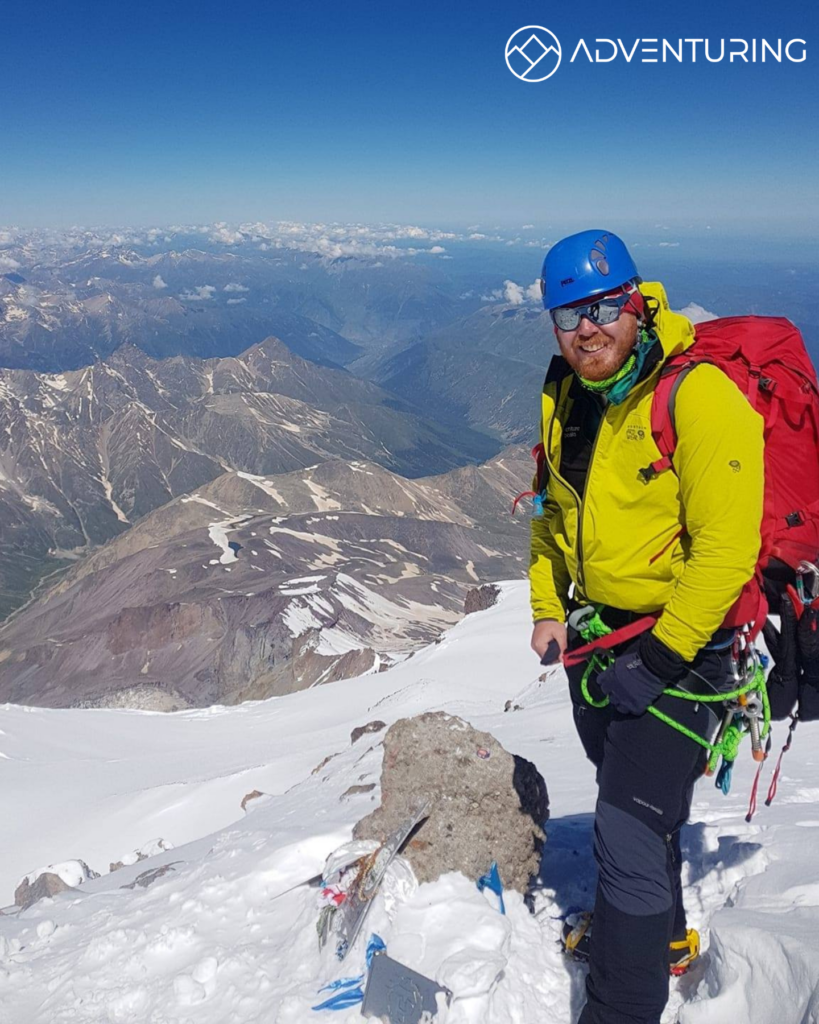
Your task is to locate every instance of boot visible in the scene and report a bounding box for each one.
[562,913,701,976]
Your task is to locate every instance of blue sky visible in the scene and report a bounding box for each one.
[1,0,815,230]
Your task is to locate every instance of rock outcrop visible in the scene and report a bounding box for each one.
[15,860,99,910]
[354,712,548,893]
[464,584,501,615]
[15,872,77,910]
[350,720,386,745]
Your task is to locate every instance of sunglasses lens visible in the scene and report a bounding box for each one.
[552,307,580,331]
[593,300,623,325]
[552,295,626,331]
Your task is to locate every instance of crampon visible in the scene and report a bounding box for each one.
[561,912,700,977]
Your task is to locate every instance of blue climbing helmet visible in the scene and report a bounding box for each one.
[540,230,640,310]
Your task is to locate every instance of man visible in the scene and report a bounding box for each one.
[529,230,764,1024]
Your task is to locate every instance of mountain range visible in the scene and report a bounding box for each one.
[0,337,500,620]
[0,245,459,371]
[376,304,555,443]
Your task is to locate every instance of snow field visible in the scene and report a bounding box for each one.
[0,582,818,1022]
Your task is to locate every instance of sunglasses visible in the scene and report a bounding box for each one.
[548,291,635,332]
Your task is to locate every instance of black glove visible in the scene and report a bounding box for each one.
[598,632,687,716]
[540,639,561,666]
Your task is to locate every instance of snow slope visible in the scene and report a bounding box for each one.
[1,582,818,1022]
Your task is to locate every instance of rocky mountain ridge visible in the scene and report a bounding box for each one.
[0,451,532,708]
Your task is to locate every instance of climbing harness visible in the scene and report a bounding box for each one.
[568,606,773,821]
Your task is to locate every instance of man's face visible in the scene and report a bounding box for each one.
[554,306,639,382]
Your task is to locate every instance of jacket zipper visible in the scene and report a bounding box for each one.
[543,387,606,595]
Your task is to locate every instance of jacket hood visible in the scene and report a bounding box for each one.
[638,281,696,360]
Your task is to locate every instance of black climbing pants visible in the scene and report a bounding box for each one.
[567,641,733,1024]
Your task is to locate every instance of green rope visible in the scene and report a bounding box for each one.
[654,662,770,770]
[576,610,771,771]
[578,608,614,708]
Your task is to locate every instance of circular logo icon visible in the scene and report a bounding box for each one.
[505,26,562,82]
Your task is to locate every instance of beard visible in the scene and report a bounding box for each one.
[567,331,634,382]
[557,316,640,383]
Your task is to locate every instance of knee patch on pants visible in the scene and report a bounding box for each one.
[594,799,673,917]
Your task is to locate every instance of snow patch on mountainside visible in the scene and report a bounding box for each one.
[304,476,343,512]
[236,471,286,504]
[207,515,252,564]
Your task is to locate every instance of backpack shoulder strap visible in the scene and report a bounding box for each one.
[640,357,704,481]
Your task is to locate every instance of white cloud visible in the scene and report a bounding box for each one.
[481,279,542,306]
[180,285,216,301]
[0,255,21,271]
[220,220,460,259]
[521,224,535,230]
[659,241,680,247]
[226,297,247,305]
[0,223,539,283]
[223,282,249,292]
[209,223,245,245]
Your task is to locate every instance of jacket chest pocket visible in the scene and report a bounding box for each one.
[610,415,661,481]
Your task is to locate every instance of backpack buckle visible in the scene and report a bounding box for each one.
[786,510,805,528]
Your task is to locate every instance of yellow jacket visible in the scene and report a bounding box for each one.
[529,281,765,661]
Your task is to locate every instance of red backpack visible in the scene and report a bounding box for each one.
[643,316,819,630]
